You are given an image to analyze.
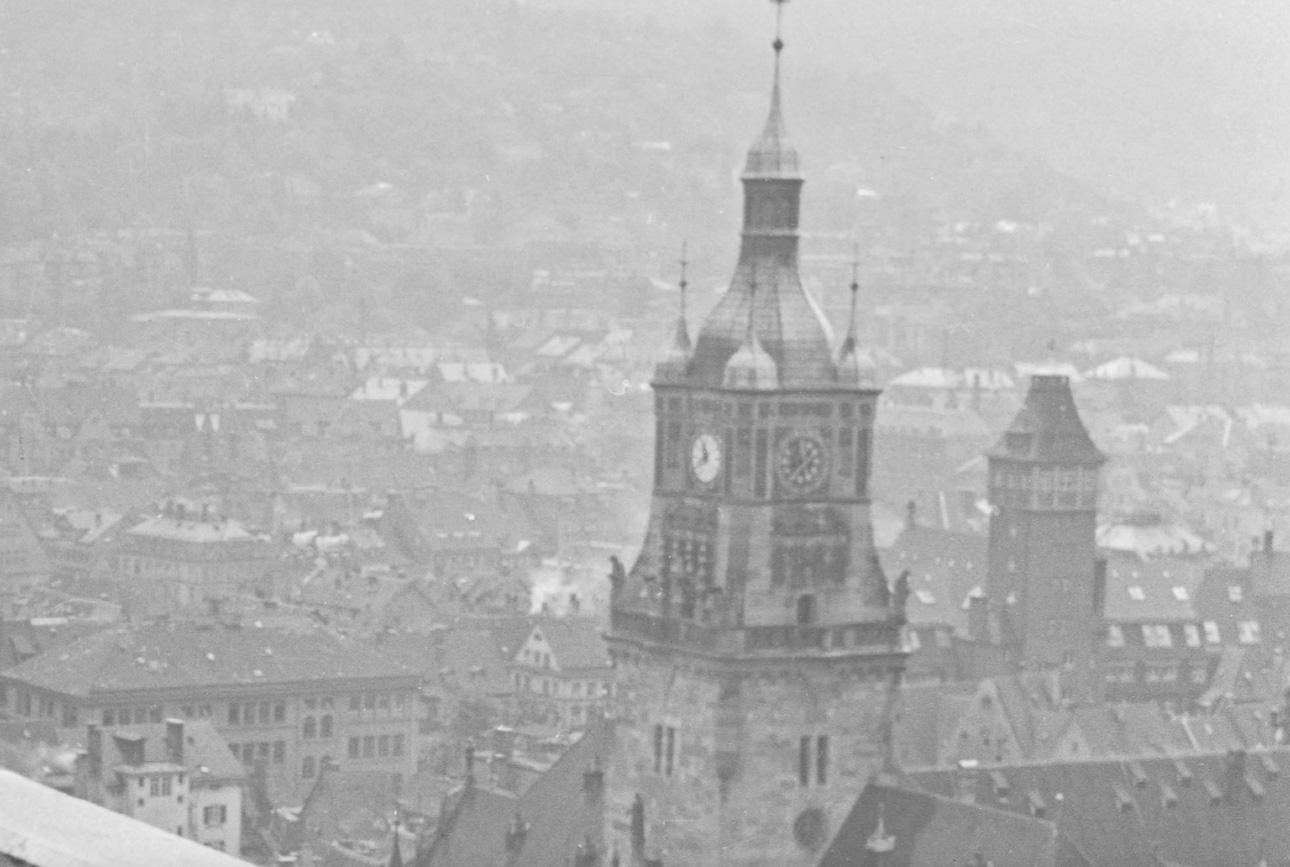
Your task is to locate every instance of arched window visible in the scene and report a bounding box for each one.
[303,716,316,739]
[302,756,315,779]
[320,715,333,738]
[796,594,816,626]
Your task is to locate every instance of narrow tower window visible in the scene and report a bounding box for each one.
[796,594,816,626]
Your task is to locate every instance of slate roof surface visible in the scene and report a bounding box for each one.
[882,524,988,633]
[820,776,1067,867]
[989,375,1104,465]
[2,621,416,697]
[908,747,1290,866]
[417,716,611,867]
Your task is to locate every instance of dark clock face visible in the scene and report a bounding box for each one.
[776,433,828,493]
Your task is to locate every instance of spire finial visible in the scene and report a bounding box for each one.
[771,0,787,99]
[678,240,689,325]
[843,241,860,354]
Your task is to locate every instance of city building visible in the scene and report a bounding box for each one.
[72,718,245,855]
[510,616,612,730]
[0,766,250,866]
[0,621,421,803]
[603,28,908,865]
[985,374,1105,672]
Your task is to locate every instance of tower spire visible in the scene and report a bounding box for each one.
[744,0,798,177]
[678,240,690,329]
[842,241,860,356]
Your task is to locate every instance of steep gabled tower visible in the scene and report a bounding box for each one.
[605,12,907,865]
[986,374,1105,669]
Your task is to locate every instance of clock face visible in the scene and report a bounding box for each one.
[690,432,723,484]
[776,432,828,493]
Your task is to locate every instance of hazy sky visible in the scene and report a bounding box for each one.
[602,0,1289,237]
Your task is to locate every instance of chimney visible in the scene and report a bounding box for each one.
[968,593,989,642]
[1092,558,1107,617]
[954,759,978,804]
[582,755,604,805]
[114,733,145,767]
[1265,529,1275,555]
[505,810,529,854]
[165,719,184,765]
[87,724,102,778]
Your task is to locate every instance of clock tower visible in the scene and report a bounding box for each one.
[605,11,907,865]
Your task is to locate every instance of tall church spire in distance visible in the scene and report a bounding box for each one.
[838,243,875,387]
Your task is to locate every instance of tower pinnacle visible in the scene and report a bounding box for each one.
[745,0,799,178]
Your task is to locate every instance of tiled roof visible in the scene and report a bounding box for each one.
[882,525,988,633]
[1102,554,1204,622]
[418,716,611,866]
[59,719,244,784]
[2,622,416,697]
[909,747,1290,866]
[989,375,1104,465]
[820,775,1066,866]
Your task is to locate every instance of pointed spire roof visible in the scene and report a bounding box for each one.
[837,245,876,387]
[989,375,1104,465]
[744,1,800,178]
[653,243,693,383]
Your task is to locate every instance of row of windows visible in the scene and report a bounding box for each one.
[663,396,871,421]
[347,692,409,716]
[346,733,406,760]
[3,688,78,727]
[302,715,334,738]
[228,701,287,726]
[1105,620,1259,648]
[230,741,285,765]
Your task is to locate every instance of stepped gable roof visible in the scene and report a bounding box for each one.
[520,616,610,672]
[1,621,416,697]
[989,375,1104,465]
[908,747,1290,866]
[820,775,1067,866]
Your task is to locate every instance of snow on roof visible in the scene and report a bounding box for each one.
[1084,356,1169,381]
[350,376,428,405]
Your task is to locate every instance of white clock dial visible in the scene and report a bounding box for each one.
[690,433,723,484]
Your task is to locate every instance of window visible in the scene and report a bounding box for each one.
[1228,585,1244,603]
[103,709,115,726]
[228,704,240,725]
[62,705,77,727]
[150,776,173,796]
[652,724,676,776]
[303,717,316,739]
[273,741,285,764]
[1183,623,1201,648]
[1127,586,1145,602]
[229,744,240,761]
[302,756,315,779]
[800,735,829,786]
[1238,621,1262,645]
[320,715,333,738]
[203,805,227,827]
[274,702,285,723]
[149,706,162,723]
[378,735,390,757]
[1172,586,1190,602]
[1143,624,1173,648]
[796,594,816,626]
[363,735,375,758]
[348,737,360,759]
[1106,625,1125,648]
[393,734,405,757]
[1203,621,1221,644]
[258,701,271,724]
[349,695,361,712]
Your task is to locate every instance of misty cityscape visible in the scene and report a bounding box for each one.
[0,0,1287,864]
